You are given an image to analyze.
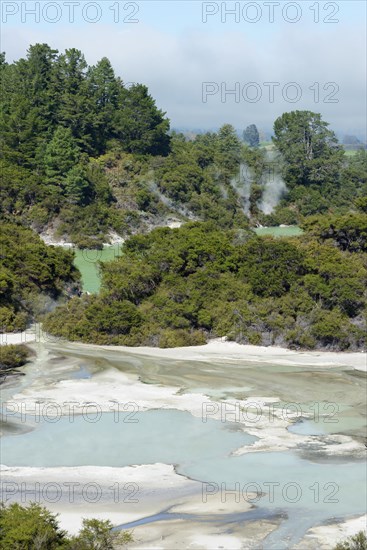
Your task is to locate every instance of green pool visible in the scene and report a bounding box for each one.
[73,243,123,294]
[254,226,303,238]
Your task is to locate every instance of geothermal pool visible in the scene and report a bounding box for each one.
[1,340,366,548]
[69,227,303,294]
[73,243,123,293]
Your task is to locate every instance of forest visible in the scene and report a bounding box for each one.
[1,44,367,350]
[43,214,367,350]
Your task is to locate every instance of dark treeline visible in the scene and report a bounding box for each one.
[0,44,171,246]
[0,44,170,163]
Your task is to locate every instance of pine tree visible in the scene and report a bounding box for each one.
[216,124,242,175]
[44,126,80,186]
[87,57,120,154]
[64,164,91,205]
[243,124,260,147]
[55,49,93,150]
[114,84,170,155]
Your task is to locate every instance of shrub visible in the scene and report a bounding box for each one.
[158,328,206,348]
[0,503,134,550]
[71,518,133,549]
[0,502,67,549]
[334,531,367,550]
[0,344,31,371]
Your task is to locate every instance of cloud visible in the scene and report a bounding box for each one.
[2,18,366,136]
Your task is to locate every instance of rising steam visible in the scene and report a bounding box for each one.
[259,150,287,215]
[230,163,253,215]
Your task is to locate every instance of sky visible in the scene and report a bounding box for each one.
[1,0,366,138]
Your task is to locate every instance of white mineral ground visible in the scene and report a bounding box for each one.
[2,331,366,370]
[39,221,182,248]
[1,332,366,547]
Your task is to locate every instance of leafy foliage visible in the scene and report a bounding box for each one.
[0,502,133,549]
[2,44,365,241]
[70,518,133,549]
[0,344,31,371]
[0,223,80,331]
[334,531,367,550]
[44,219,367,351]
[0,44,171,244]
[273,110,344,189]
[302,213,367,252]
[0,502,68,549]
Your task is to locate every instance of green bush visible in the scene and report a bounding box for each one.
[286,328,316,349]
[0,223,80,330]
[70,518,133,549]
[44,218,367,351]
[0,503,133,549]
[0,502,68,549]
[311,309,351,349]
[158,328,206,348]
[334,531,367,550]
[0,344,31,371]
[247,332,262,345]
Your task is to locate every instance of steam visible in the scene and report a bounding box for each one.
[149,180,174,208]
[148,179,194,219]
[259,150,287,215]
[259,173,287,214]
[230,163,253,215]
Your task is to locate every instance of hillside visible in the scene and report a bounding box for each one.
[1,45,367,248]
[1,44,367,350]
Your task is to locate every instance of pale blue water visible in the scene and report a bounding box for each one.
[288,418,326,436]
[0,409,256,468]
[2,409,365,521]
[181,451,366,516]
[2,344,366,549]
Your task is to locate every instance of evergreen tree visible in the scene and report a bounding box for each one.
[44,126,80,186]
[216,124,242,175]
[114,84,170,155]
[55,48,93,149]
[273,111,344,188]
[64,164,91,205]
[243,124,260,147]
[25,44,60,160]
[0,59,40,167]
[88,57,120,154]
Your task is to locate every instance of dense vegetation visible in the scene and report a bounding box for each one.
[264,112,367,225]
[1,44,367,350]
[0,223,80,332]
[2,45,366,248]
[0,344,31,378]
[44,208,367,350]
[0,502,132,549]
[0,45,255,246]
[334,531,367,550]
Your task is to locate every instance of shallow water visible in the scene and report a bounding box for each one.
[73,244,123,293]
[288,418,327,436]
[114,507,282,530]
[0,410,256,467]
[1,341,366,548]
[254,226,303,237]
